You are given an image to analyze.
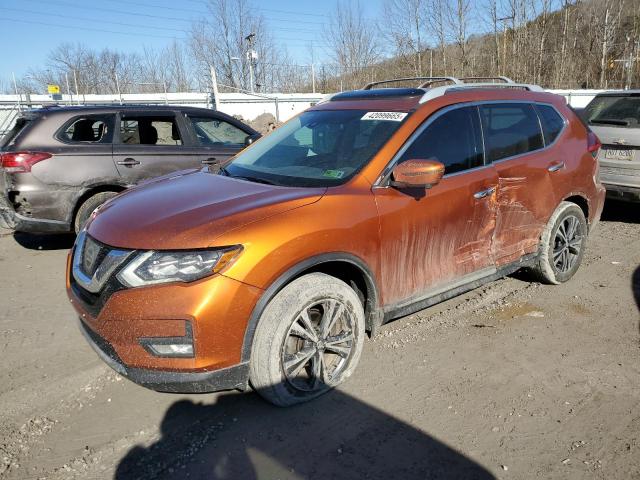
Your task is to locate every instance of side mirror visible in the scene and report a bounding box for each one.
[390,159,445,189]
[244,133,261,146]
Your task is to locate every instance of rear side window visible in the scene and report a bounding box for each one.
[398,106,484,175]
[480,104,544,162]
[535,104,565,145]
[189,117,247,146]
[1,117,32,149]
[120,116,182,146]
[59,115,114,144]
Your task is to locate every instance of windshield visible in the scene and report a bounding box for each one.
[584,95,640,128]
[224,109,407,187]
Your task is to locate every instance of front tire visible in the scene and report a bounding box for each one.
[532,201,588,284]
[249,273,365,407]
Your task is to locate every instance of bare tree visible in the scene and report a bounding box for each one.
[189,0,277,92]
[447,0,472,76]
[429,0,449,75]
[382,0,429,76]
[598,0,625,88]
[324,1,381,90]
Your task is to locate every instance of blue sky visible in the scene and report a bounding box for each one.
[0,0,384,82]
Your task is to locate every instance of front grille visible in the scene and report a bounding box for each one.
[82,235,103,276]
[70,233,133,317]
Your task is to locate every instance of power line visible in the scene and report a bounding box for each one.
[105,0,208,14]
[24,0,329,26]
[105,0,331,18]
[0,16,185,40]
[1,5,324,37]
[0,7,188,33]
[177,0,331,18]
[24,0,197,23]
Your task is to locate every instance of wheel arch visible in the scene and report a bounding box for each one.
[69,184,128,225]
[241,253,382,363]
[562,193,590,223]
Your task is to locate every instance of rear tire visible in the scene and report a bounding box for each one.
[249,273,365,407]
[74,191,118,234]
[531,201,588,284]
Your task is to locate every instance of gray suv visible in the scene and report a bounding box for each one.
[0,105,259,233]
[582,91,640,202]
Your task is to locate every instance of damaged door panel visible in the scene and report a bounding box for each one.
[374,105,498,306]
[480,103,560,265]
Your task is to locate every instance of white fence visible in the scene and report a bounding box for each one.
[0,92,323,125]
[547,89,605,108]
[0,89,622,137]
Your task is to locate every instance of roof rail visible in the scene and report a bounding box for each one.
[363,76,462,90]
[458,76,514,83]
[419,82,545,103]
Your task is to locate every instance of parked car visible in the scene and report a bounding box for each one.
[582,90,640,202]
[0,105,260,233]
[67,77,605,406]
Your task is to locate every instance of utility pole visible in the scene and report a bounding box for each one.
[311,63,316,94]
[498,16,514,77]
[210,65,220,111]
[65,72,72,105]
[73,69,81,105]
[115,73,123,105]
[12,72,21,111]
[614,55,639,90]
[245,33,256,93]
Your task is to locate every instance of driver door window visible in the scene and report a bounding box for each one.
[397,106,484,174]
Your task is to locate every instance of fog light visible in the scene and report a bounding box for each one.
[145,343,194,357]
[139,323,195,358]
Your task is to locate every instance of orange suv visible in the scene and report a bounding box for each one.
[67,77,605,406]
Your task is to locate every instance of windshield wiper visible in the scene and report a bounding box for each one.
[590,118,630,126]
[219,167,280,186]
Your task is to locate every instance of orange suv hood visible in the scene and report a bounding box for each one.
[87,170,326,250]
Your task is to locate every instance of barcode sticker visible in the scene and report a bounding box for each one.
[361,111,408,122]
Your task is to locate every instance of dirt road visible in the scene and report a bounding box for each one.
[1,200,638,480]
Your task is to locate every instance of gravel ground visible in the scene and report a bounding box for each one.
[0,199,638,480]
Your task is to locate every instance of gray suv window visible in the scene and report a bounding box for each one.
[189,117,247,146]
[480,104,544,162]
[120,116,182,146]
[59,115,114,144]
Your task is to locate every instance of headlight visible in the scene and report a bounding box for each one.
[117,246,242,288]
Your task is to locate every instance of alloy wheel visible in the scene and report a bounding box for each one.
[281,298,355,393]
[553,214,582,273]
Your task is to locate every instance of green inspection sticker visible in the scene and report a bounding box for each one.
[322,169,345,179]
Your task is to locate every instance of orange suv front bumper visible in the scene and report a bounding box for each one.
[66,253,263,392]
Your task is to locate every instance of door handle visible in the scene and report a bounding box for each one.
[117,158,141,167]
[473,186,496,199]
[201,157,218,165]
[548,161,565,172]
